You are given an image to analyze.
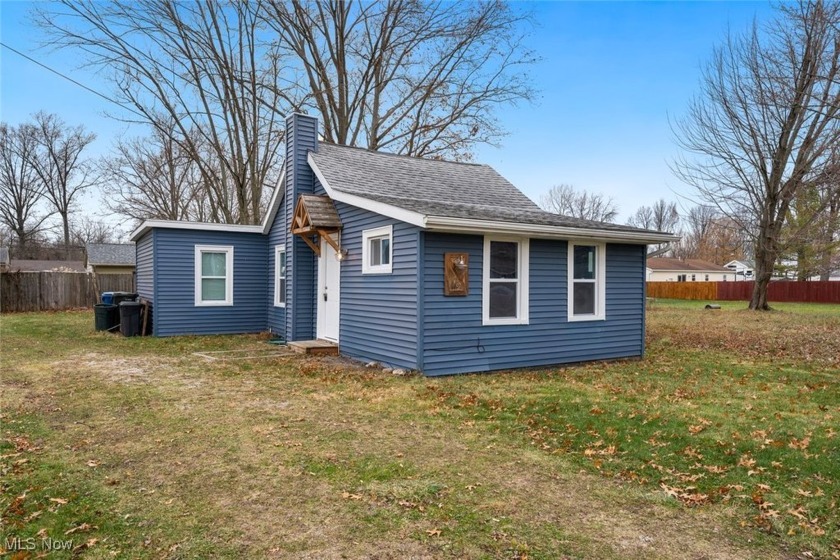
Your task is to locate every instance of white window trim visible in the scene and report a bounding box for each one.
[274,244,286,307]
[482,237,530,326]
[194,245,234,306]
[567,241,606,322]
[362,225,393,274]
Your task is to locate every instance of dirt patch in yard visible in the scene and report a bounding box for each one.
[3,310,815,559]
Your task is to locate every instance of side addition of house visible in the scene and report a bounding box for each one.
[131,114,675,376]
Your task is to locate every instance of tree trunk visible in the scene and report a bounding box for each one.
[62,212,70,259]
[750,240,776,310]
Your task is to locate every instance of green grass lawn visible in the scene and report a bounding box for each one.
[1,302,838,559]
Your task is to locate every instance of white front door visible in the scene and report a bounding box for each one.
[316,236,341,342]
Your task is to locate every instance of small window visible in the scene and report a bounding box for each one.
[482,238,529,325]
[194,245,233,306]
[568,242,606,321]
[691,274,696,282]
[724,274,728,282]
[274,245,286,307]
[362,225,393,274]
[705,274,709,281]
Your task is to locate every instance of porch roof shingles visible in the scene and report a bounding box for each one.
[297,194,342,229]
[309,142,669,236]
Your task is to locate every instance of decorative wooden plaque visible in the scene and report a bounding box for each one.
[444,252,469,296]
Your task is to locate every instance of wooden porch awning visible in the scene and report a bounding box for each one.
[291,194,343,257]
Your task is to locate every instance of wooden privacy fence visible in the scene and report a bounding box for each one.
[648,280,840,304]
[0,272,134,313]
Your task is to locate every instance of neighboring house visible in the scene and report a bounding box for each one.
[131,114,674,376]
[724,259,754,280]
[86,243,136,274]
[646,258,731,282]
[808,270,840,281]
[8,260,87,272]
[0,247,9,272]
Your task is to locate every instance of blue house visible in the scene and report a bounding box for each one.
[131,114,674,376]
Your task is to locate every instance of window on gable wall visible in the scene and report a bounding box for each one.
[195,245,233,306]
[362,225,392,274]
[568,242,606,321]
[274,245,286,307]
[482,238,529,325]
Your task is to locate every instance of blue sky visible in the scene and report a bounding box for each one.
[1,1,774,226]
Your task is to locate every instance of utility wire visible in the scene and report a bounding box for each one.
[1,41,146,119]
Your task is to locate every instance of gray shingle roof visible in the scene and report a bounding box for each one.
[309,143,669,236]
[86,243,136,266]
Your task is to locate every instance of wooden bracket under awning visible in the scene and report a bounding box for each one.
[291,194,343,257]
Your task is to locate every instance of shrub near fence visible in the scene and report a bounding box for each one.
[647,280,840,304]
[0,272,134,313]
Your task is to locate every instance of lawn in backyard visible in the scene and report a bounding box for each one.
[0,300,838,559]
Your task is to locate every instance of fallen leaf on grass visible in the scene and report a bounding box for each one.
[425,529,442,537]
[86,459,100,468]
[48,497,68,505]
[65,523,96,535]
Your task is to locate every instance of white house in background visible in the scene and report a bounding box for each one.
[724,259,754,280]
[646,257,731,282]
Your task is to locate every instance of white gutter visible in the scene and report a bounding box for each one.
[130,220,262,242]
[424,216,678,244]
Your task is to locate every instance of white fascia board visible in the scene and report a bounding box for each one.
[260,166,286,234]
[424,216,678,245]
[307,152,427,228]
[130,220,262,242]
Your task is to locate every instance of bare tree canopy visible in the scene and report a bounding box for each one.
[627,199,680,232]
[539,184,618,223]
[28,112,97,257]
[0,122,52,248]
[263,0,535,160]
[35,0,286,224]
[35,0,536,225]
[101,125,207,225]
[673,0,840,310]
[673,205,750,264]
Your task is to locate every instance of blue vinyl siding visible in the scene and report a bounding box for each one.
[332,200,419,369]
[421,233,646,376]
[267,188,287,335]
[152,229,268,336]
[135,231,156,334]
[283,114,318,341]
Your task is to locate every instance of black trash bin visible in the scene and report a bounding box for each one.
[119,301,142,337]
[112,292,138,306]
[94,303,119,332]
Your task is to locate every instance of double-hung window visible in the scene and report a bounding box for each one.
[482,238,529,325]
[195,245,233,306]
[362,225,392,274]
[274,245,286,307]
[568,242,605,321]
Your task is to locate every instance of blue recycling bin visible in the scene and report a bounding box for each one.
[101,292,115,305]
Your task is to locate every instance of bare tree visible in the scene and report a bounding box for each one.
[101,125,206,225]
[71,216,121,245]
[28,112,97,258]
[628,199,680,232]
[673,1,840,309]
[0,122,52,250]
[627,199,681,254]
[35,0,286,224]
[783,181,840,279]
[540,184,618,223]
[262,0,535,160]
